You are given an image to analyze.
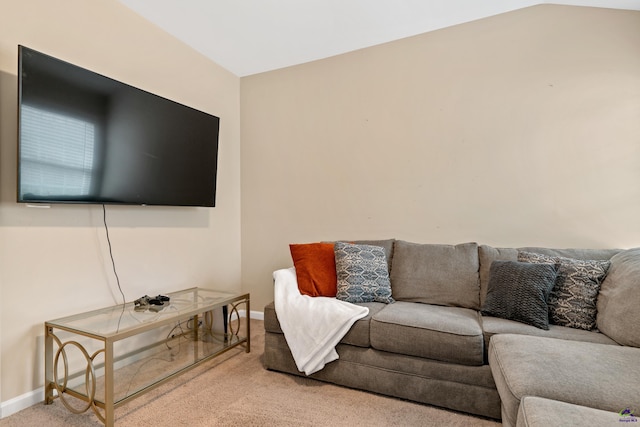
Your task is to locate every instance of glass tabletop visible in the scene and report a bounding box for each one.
[46,288,243,338]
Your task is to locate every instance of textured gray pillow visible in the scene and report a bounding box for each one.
[481,261,558,330]
[518,251,611,331]
[334,242,394,304]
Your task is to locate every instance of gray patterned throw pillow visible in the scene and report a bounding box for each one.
[334,242,394,304]
[481,261,558,330]
[518,251,611,331]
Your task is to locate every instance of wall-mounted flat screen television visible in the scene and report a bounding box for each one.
[17,45,220,207]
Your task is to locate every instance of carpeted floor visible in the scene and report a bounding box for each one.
[0,320,500,426]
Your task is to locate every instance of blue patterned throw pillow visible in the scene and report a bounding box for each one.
[334,242,394,304]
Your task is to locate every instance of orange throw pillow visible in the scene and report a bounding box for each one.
[289,243,337,297]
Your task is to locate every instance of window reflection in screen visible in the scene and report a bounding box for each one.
[20,104,95,199]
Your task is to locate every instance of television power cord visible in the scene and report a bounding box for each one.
[103,204,126,305]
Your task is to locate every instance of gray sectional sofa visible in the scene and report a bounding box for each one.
[263,240,640,424]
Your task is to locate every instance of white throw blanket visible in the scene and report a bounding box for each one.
[273,268,369,375]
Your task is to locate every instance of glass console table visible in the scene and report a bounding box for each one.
[44,288,250,426]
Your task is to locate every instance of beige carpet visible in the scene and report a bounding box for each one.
[0,320,500,426]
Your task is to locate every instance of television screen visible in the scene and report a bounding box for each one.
[17,46,220,207]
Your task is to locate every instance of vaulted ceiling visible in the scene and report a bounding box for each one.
[117,0,640,76]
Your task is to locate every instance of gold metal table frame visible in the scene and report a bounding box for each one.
[44,288,250,426]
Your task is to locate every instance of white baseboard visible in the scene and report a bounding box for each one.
[1,387,45,419]
[0,310,265,420]
[237,309,264,320]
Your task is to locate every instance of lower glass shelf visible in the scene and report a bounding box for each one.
[59,328,246,406]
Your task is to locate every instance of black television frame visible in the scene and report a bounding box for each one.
[17,45,220,208]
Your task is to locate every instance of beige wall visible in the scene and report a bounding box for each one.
[1,0,639,415]
[241,5,640,311]
[0,0,240,406]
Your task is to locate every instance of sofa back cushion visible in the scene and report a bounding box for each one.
[597,248,640,347]
[390,241,480,309]
[478,246,518,307]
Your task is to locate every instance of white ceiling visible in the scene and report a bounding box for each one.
[117,0,640,77]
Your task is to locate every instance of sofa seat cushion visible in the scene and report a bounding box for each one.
[481,315,618,347]
[517,397,623,427]
[488,334,640,427]
[263,301,386,348]
[370,301,484,366]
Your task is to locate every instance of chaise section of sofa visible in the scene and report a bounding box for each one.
[516,397,624,427]
[488,247,640,426]
[488,334,640,427]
